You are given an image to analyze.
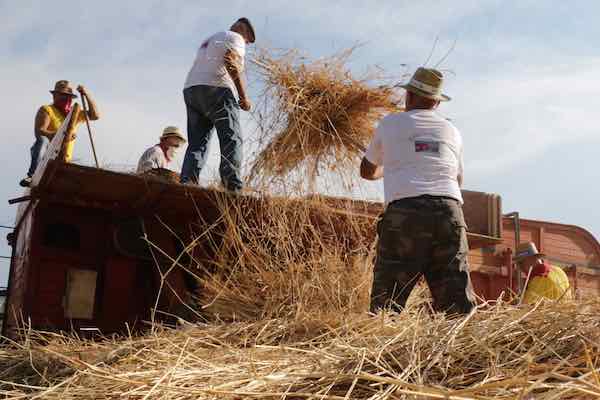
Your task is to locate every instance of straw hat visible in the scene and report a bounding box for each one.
[160,126,186,143]
[514,242,546,262]
[400,67,450,102]
[50,80,77,98]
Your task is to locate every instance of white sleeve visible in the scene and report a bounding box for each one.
[364,121,385,166]
[225,33,245,57]
[137,148,160,173]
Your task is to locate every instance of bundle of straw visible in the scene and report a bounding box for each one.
[249,48,403,189]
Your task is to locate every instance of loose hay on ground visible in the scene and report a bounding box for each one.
[2,299,600,399]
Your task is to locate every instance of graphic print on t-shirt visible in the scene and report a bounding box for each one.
[414,140,440,155]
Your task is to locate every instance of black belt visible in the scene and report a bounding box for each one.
[389,194,458,206]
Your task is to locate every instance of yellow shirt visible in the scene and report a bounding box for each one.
[522,264,572,304]
[42,104,86,162]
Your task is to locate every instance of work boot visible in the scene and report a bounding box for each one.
[6,232,15,247]
[19,176,32,187]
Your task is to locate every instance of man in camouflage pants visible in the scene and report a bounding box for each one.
[360,67,475,314]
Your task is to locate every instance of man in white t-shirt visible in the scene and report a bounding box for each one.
[180,17,255,191]
[361,67,475,315]
[137,126,186,174]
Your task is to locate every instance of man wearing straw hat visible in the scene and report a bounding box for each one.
[514,242,572,303]
[137,126,187,174]
[180,17,256,191]
[361,67,475,314]
[20,80,100,187]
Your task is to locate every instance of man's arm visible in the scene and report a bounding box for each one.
[224,49,250,111]
[361,120,385,180]
[77,85,100,120]
[137,149,158,173]
[34,107,54,138]
[360,157,384,180]
[457,146,464,188]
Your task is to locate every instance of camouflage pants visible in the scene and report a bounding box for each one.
[371,196,476,314]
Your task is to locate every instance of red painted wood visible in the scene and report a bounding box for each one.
[100,257,150,332]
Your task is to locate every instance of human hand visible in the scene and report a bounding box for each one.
[76,85,88,97]
[239,97,252,111]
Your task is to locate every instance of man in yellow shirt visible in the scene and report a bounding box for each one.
[20,80,100,187]
[515,242,573,303]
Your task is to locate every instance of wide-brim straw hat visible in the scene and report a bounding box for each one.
[400,67,450,102]
[50,80,77,98]
[514,242,546,262]
[160,126,186,143]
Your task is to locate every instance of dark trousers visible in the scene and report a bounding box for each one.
[27,134,50,177]
[180,85,243,191]
[371,196,476,314]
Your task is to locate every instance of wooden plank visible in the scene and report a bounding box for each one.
[462,190,502,237]
[64,269,97,320]
[543,232,592,247]
[500,230,535,242]
[542,242,590,255]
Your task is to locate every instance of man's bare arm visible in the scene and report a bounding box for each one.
[458,173,464,188]
[224,49,250,110]
[77,86,100,120]
[360,157,384,180]
[34,107,54,137]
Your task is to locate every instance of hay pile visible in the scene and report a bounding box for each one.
[248,48,403,189]
[2,299,600,399]
[188,193,377,321]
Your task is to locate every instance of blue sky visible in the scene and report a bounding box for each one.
[2,1,600,284]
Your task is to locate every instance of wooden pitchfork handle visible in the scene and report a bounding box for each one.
[81,93,100,168]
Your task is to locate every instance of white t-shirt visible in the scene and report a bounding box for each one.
[365,110,464,204]
[184,31,246,97]
[137,145,169,173]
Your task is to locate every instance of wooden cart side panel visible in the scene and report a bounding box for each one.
[470,270,511,301]
[100,257,149,332]
[461,191,502,238]
[499,227,537,247]
[3,206,35,339]
[31,260,68,329]
[26,204,111,331]
[468,249,505,273]
[142,216,189,316]
[502,219,600,268]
